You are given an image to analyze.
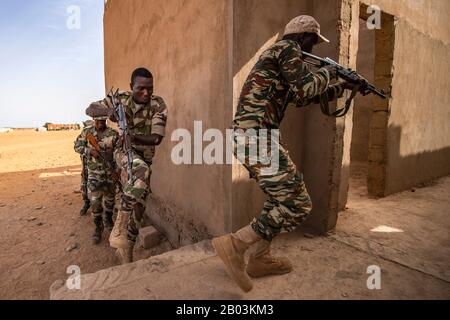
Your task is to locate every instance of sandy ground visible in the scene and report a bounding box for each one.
[0,130,170,300]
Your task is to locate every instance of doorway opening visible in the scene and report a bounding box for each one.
[348,4,395,201]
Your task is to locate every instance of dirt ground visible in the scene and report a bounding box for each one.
[0,130,170,300]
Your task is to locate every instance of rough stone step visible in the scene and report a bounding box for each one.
[50,240,216,300]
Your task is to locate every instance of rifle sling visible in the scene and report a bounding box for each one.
[319,84,360,118]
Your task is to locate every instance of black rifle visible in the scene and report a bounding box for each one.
[109,89,134,184]
[301,51,387,117]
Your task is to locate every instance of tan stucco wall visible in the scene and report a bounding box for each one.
[360,0,450,194]
[103,0,357,237]
[103,0,450,242]
[351,19,375,162]
[104,0,233,243]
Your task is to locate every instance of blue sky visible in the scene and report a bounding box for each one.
[0,0,105,128]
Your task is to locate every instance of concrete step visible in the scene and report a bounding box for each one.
[50,240,217,300]
[50,230,450,300]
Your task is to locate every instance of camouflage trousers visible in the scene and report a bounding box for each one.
[115,148,152,242]
[233,130,313,241]
[87,172,116,218]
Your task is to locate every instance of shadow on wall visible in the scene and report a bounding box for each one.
[233,0,313,75]
[231,172,321,235]
[145,193,213,248]
[230,124,450,237]
[382,125,450,196]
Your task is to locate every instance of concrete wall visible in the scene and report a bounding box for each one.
[303,0,350,231]
[103,0,450,243]
[104,0,233,245]
[351,19,375,162]
[354,0,450,195]
[103,0,359,237]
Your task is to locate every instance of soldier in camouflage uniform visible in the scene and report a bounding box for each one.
[212,15,358,292]
[74,117,119,244]
[79,120,94,216]
[86,68,168,264]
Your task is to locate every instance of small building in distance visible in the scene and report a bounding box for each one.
[44,123,80,131]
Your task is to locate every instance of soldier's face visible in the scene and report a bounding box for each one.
[131,76,153,104]
[300,33,319,53]
[95,120,106,131]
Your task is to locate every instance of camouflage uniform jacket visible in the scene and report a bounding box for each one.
[74,126,119,176]
[93,92,168,163]
[234,39,345,130]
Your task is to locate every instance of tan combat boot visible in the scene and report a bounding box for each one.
[115,241,134,265]
[246,240,293,278]
[109,210,129,249]
[212,225,261,292]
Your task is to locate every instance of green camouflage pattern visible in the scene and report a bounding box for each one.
[74,126,119,216]
[88,91,168,243]
[74,126,119,175]
[234,39,344,130]
[95,91,168,163]
[114,148,152,205]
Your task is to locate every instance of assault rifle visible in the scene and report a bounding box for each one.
[109,88,134,184]
[301,51,387,117]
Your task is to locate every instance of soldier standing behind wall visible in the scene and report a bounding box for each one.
[79,120,94,216]
[86,68,168,264]
[212,15,359,292]
[74,117,119,244]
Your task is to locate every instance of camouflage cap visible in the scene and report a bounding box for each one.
[283,15,330,43]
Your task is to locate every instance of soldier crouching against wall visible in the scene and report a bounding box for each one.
[79,120,94,216]
[74,116,119,244]
[86,68,168,264]
[212,15,359,292]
